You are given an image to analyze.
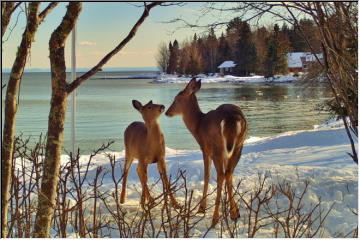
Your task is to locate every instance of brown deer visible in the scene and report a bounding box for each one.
[120,100,180,208]
[166,78,247,226]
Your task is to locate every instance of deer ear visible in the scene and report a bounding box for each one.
[147,100,153,105]
[132,100,142,111]
[184,78,201,95]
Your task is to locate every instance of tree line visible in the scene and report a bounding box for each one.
[156,17,321,77]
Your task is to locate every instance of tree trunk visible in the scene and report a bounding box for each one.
[1,3,40,237]
[1,2,15,39]
[32,3,82,237]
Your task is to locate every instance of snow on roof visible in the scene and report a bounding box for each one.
[287,52,323,68]
[218,61,236,68]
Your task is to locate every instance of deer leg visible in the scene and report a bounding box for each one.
[198,152,211,213]
[225,172,239,220]
[226,146,243,220]
[120,154,134,203]
[157,160,180,209]
[211,153,225,227]
[136,162,152,206]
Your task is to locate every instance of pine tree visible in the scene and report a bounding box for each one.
[234,21,257,76]
[166,42,173,74]
[217,33,231,66]
[168,40,179,74]
[264,24,289,77]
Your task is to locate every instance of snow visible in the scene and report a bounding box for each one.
[155,73,299,83]
[218,60,236,68]
[15,119,358,237]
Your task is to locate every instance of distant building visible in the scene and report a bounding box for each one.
[287,52,323,72]
[218,61,236,75]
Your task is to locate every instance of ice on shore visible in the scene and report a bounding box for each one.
[154,73,300,84]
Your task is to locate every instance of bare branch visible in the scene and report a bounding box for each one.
[38,2,59,24]
[66,2,162,93]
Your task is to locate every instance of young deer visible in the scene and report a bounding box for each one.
[120,100,179,208]
[166,78,247,226]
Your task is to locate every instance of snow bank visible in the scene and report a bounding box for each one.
[154,73,300,83]
[60,123,357,237]
[15,120,358,237]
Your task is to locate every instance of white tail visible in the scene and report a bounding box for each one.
[166,78,247,226]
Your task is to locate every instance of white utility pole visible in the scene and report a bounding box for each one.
[71,24,77,154]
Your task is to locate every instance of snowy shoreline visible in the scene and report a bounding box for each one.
[154,73,301,84]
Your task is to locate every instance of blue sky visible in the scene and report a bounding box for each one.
[2,2,269,70]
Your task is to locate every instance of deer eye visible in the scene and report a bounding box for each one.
[147,106,151,109]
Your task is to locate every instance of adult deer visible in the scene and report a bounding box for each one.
[120,100,180,208]
[166,78,247,226]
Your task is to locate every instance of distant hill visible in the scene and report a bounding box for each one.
[2,67,159,73]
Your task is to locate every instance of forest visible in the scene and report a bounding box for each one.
[157,17,323,77]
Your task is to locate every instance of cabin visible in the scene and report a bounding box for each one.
[287,52,323,72]
[218,61,236,75]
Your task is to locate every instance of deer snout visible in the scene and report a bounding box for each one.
[160,105,165,113]
[165,109,173,117]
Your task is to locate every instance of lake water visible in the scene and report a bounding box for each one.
[1,71,332,153]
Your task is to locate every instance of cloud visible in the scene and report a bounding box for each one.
[79,41,96,46]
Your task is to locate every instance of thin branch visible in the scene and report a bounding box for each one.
[38,2,59,24]
[66,1,162,93]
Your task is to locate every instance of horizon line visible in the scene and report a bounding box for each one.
[2,66,159,73]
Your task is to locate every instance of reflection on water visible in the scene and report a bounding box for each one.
[1,72,332,153]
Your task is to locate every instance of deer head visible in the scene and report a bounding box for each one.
[132,100,165,123]
[165,78,201,117]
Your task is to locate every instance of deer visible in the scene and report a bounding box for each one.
[120,100,180,209]
[165,78,248,226]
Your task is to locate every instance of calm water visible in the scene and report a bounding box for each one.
[2,72,332,153]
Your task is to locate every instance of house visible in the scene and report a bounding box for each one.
[218,61,236,75]
[287,52,323,72]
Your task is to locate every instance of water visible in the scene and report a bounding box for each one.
[2,72,332,153]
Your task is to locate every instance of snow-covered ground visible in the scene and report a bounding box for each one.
[154,73,301,84]
[14,119,357,237]
[54,119,357,237]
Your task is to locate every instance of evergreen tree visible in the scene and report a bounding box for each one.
[234,21,257,76]
[217,32,231,66]
[264,24,289,77]
[168,40,179,74]
[166,41,173,74]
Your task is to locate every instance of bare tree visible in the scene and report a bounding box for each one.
[33,2,162,237]
[156,42,170,72]
[1,2,58,237]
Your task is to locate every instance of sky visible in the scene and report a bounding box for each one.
[2,2,270,70]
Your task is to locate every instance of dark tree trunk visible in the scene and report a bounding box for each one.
[33,3,82,237]
[1,3,40,237]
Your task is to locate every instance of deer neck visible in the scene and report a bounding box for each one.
[145,120,162,141]
[182,94,204,139]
